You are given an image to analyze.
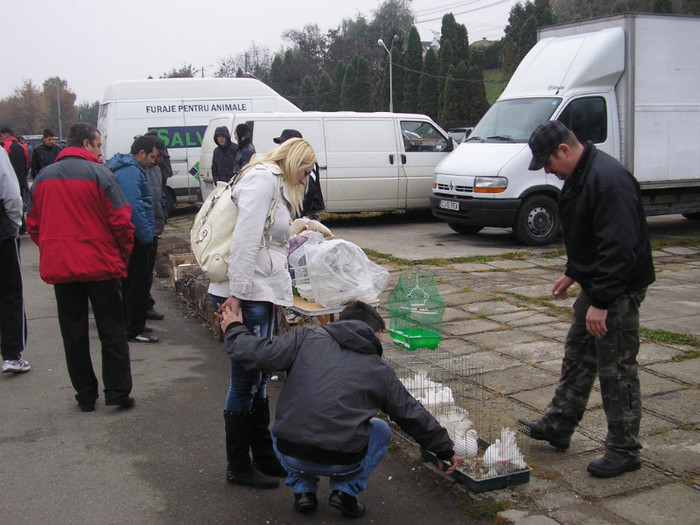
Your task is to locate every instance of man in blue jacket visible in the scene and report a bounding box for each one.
[107,135,160,343]
[219,300,460,518]
[519,121,655,478]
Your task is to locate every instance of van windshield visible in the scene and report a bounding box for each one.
[468,98,562,143]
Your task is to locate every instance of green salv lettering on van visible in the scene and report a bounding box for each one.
[151,126,207,149]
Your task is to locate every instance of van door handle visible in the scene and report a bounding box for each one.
[401,154,406,164]
[389,154,395,165]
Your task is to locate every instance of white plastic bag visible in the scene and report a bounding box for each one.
[288,238,389,307]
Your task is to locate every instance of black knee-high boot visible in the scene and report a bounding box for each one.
[223,410,279,488]
[250,397,287,477]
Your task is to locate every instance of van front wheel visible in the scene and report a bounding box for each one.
[513,195,560,246]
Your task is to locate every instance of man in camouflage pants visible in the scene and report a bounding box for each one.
[518,122,655,478]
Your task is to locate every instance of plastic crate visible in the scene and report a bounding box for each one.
[389,327,442,351]
[420,447,531,493]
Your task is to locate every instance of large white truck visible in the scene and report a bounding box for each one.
[200,111,455,212]
[430,13,700,245]
[97,78,299,214]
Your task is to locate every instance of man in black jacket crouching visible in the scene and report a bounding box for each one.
[218,300,460,518]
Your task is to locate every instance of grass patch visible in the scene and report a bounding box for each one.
[650,237,700,251]
[640,328,700,348]
[465,498,510,519]
[483,69,509,105]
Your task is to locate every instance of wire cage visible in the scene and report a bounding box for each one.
[383,345,531,490]
[383,345,484,414]
[387,274,445,351]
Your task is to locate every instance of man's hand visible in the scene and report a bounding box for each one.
[552,275,575,299]
[214,297,242,332]
[586,305,608,337]
[215,304,243,332]
[437,456,464,476]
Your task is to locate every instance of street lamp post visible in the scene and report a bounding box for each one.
[378,35,399,112]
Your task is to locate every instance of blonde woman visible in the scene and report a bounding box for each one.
[209,138,316,489]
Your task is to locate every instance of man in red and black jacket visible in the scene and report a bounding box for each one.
[27,122,136,413]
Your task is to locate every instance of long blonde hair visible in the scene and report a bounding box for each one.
[239,138,316,215]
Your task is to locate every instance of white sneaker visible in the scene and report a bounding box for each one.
[2,355,31,373]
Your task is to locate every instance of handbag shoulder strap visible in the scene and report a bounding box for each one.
[260,175,283,247]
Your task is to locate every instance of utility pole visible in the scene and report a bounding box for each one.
[378,35,399,112]
[55,79,63,140]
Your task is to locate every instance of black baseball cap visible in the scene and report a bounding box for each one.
[273,129,303,144]
[528,121,572,171]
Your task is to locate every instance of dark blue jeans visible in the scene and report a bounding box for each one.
[210,294,273,412]
[271,418,392,497]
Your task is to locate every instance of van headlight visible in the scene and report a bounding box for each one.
[474,177,508,194]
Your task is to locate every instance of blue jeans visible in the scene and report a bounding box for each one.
[210,294,273,413]
[271,418,392,497]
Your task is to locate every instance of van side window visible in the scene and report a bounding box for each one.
[400,121,450,152]
[557,97,607,144]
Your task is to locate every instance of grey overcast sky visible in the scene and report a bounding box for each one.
[2,0,519,103]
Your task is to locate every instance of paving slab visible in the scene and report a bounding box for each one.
[601,483,700,525]
[640,428,700,474]
[551,451,670,500]
[644,389,700,425]
[465,300,522,315]
[507,283,556,298]
[482,366,559,396]
[512,385,600,413]
[442,318,505,336]
[580,407,676,440]
[464,328,543,349]
[496,340,564,365]
[487,259,538,270]
[461,349,521,373]
[637,342,685,365]
[646,358,700,386]
[450,262,494,273]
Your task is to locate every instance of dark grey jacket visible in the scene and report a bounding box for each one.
[225,319,454,465]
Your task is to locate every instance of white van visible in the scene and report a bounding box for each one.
[97,78,300,214]
[431,14,700,245]
[200,111,455,212]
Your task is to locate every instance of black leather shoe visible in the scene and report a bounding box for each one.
[587,454,641,478]
[517,419,570,450]
[145,308,165,320]
[329,490,365,518]
[294,492,318,513]
[106,397,135,409]
[79,403,95,413]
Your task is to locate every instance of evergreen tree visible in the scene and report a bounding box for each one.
[268,55,286,95]
[453,61,470,123]
[340,61,358,111]
[417,48,440,121]
[652,0,672,12]
[335,61,347,105]
[402,26,423,114]
[353,54,372,112]
[439,66,460,127]
[315,71,338,111]
[437,40,456,117]
[518,16,539,62]
[467,48,490,123]
[298,76,316,110]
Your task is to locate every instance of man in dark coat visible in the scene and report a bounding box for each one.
[211,126,237,184]
[30,128,63,178]
[273,129,325,219]
[519,121,655,478]
[219,300,460,518]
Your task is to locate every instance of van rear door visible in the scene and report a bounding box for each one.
[324,116,400,212]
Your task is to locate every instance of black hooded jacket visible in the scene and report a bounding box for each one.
[224,319,454,465]
[211,126,237,184]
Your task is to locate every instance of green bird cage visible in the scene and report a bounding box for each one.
[387,274,445,351]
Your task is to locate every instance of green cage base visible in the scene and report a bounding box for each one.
[388,327,442,351]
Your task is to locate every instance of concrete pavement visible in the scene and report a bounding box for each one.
[2,211,698,524]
